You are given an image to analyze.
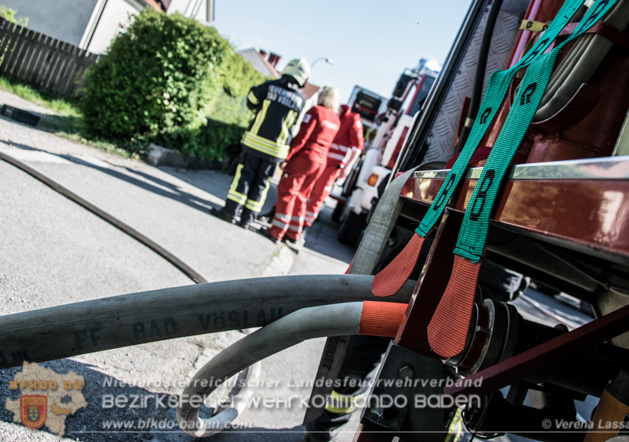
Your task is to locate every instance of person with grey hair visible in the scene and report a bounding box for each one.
[261,86,341,249]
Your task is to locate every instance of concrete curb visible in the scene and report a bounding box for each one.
[262,243,298,277]
[146,143,223,170]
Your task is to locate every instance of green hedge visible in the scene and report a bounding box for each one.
[81,9,265,161]
[194,42,265,160]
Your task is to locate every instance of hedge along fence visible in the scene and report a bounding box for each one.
[81,9,267,161]
[0,17,101,97]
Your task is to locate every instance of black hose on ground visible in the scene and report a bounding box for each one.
[0,150,208,284]
[0,275,415,369]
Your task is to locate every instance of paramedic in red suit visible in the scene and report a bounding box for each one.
[267,86,341,244]
[304,104,364,229]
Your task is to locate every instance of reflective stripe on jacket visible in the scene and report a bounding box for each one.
[326,104,364,166]
[242,77,306,162]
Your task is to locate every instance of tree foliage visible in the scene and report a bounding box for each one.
[81,9,265,159]
[196,42,266,159]
[0,5,29,26]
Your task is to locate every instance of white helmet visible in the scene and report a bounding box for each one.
[282,58,311,87]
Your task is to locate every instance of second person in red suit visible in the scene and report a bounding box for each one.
[304,104,364,229]
[262,85,341,247]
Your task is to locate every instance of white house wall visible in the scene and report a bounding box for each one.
[167,0,210,22]
[2,0,98,47]
[86,0,145,54]
[192,0,209,23]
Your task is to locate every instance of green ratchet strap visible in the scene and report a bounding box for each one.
[455,0,619,262]
[371,0,586,298]
[415,0,584,238]
[426,0,620,359]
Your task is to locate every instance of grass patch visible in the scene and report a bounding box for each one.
[0,77,142,159]
[0,77,79,116]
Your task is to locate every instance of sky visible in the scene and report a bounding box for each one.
[212,0,473,103]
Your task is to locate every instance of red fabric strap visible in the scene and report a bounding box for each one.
[427,255,481,358]
[372,234,425,297]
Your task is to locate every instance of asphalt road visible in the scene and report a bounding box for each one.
[0,90,599,442]
[0,89,357,441]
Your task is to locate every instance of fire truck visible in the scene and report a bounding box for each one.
[334,59,440,246]
[318,0,629,438]
[1,0,628,440]
[346,84,387,130]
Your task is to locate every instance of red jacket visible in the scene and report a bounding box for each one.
[327,104,364,167]
[286,105,340,164]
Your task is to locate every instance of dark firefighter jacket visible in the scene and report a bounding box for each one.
[242,77,307,162]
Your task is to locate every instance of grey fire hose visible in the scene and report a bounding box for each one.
[177,302,366,438]
[535,1,629,120]
[0,275,415,369]
[0,141,415,435]
[182,361,262,437]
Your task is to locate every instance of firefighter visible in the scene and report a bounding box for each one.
[210,58,310,228]
[261,86,341,248]
[304,104,364,230]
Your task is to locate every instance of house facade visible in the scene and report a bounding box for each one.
[2,0,214,54]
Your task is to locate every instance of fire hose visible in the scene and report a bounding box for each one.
[4,1,627,439]
[178,1,629,437]
[0,275,414,367]
[177,301,407,437]
[0,149,208,284]
[536,0,629,119]
[0,150,413,437]
[0,136,420,436]
[0,275,414,435]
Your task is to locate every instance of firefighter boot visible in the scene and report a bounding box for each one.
[209,207,237,224]
[239,208,256,230]
[256,205,276,224]
[258,227,281,244]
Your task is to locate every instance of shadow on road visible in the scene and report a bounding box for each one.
[2,138,353,267]
[1,140,226,215]
[304,205,355,265]
[0,358,181,441]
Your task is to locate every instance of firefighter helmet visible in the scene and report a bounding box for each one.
[282,58,311,87]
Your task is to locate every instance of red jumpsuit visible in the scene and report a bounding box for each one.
[304,105,364,228]
[270,105,341,241]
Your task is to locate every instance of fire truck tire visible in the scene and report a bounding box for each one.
[338,211,367,247]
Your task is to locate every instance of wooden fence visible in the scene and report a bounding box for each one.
[0,17,101,97]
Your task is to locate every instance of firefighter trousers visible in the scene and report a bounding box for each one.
[224,152,275,226]
[270,156,325,241]
[304,163,341,229]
